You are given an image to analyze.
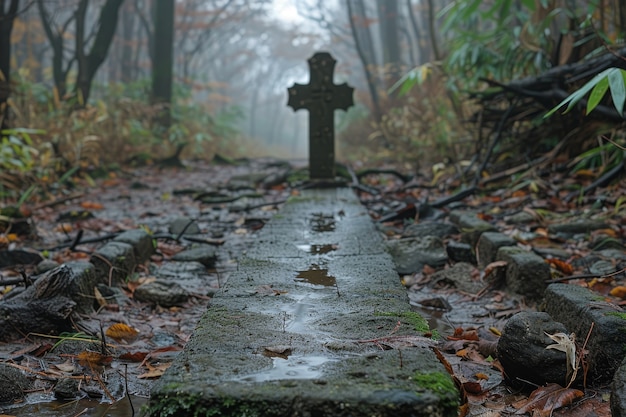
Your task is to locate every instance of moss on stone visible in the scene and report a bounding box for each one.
[412,371,459,408]
[374,311,430,333]
[606,312,626,320]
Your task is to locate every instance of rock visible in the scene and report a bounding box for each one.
[387,236,448,275]
[532,247,570,260]
[114,229,155,264]
[544,283,626,383]
[448,211,497,246]
[169,217,201,236]
[430,262,482,293]
[35,259,60,274]
[156,261,215,295]
[90,241,136,285]
[504,211,536,224]
[64,261,99,313]
[172,246,217,268]
[496,247,550,300]
[96,283,130,306]
[0,249,43,268]
[402,222,459,239]
[612,357,626,417]
[547,220,609,237]
[0,363,30,403]
[54,378,80,400]
[446,241,476,264]
[589,260,617,275]
[134,280,189,307]
[497,311,571,387]
[476,232,516,269]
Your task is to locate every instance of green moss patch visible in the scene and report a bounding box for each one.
[374,311,439,337]
[412,371,459,407]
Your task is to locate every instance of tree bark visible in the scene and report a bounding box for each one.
[347,0,382,120]
[0,0,20,129]
[0,265,79,341]
[151,0,174,128]
[406,0,429,64]
[120,1,136,83]
[426,0,440,61]
[37,0,74,99]
[376,0,401,86]
[74,0,124,106]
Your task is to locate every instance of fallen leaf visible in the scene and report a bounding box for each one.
[514,383,583,416]
[545,331,577,383]
[546,259,574,275]
[80,201,104,210]
[255,284,287,296]
[138,363,171,379]
[610,286,626,298]
[53,360,76,373]
[119,351,149,362]
[106,323,140,343]
[94,287,107,308]
[263,345,292,359]
[463,381,483,394]
[77,351,113,369]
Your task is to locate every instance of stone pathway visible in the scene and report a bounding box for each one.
[147,188,458,417]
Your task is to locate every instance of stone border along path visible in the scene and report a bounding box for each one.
[147,188,459,417]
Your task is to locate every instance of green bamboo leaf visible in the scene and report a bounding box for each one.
[608,68,626,116]
[586,76,609,115]
[545,68,615,117]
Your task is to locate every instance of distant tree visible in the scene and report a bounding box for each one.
[376,0,401,86]
[0,0,20,128]
[346,0,382,119]
[151,0,174,128]
[37,0,123,106]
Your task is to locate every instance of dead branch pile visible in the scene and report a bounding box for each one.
[466,47,626,185]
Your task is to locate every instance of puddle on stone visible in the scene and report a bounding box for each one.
[235,355,335,382]
[295,264,336,287]
[285,298,314,333]
[309,213,337,232]
[296,244,338,255]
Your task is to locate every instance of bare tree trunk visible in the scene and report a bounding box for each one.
[0,0,20,129]
[426,0,441,61]
[347,0,382,119]
[406,0,429,64]
[37,0,73,99]
[376,0,401,86]
[74,0,124,106]
[151,0,174,128]
[120,1,136,83]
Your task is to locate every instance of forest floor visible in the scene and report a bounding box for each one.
[0,157,624,416]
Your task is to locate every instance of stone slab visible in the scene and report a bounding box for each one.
[148,188,458,416]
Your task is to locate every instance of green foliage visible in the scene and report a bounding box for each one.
[439,0,551,88]
[389,63,437,96]
[545,68,626,118]
[0,128,44,171]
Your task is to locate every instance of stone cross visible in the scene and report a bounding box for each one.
[287,52,354,179]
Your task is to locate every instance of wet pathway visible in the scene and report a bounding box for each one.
[148,188,458,416]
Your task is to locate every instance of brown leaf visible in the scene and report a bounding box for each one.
[119,351,149,362]
[77,351,113,369]
[514,383,583,416]
[106,323,140,343]
[546,259,574,275]
[138,363,170,379]
[255,284,287,296]
[462,381,483,394]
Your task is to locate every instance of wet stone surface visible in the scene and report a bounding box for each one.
[148,188,458,417]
